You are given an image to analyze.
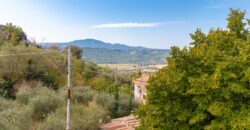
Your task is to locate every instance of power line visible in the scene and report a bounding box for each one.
[0,51,60,57]
[0,50,66,75]
[0,69,55,77]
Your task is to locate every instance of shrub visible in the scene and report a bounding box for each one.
[58,86,94,105]
[37,107,65,130]
[0,78,13,98]
[38,105,108,130]
[72,86,94,105]
[72,105,108,130]
[0,98,14,112]
[117,92,137,117]
[95,92,115,113]
[95,92,138,118]
[0,106,32,130]
[29,87,64,120]
[16,85,64,120]
[90,77,108,91]
[16,85,33,105]
[16,82,47,105]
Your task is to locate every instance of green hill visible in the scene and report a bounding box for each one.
[43,39,170,64]
[83,47,168,64]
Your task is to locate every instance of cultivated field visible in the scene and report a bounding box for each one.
[98,63,167,73]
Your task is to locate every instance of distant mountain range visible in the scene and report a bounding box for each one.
[42,39,170,64]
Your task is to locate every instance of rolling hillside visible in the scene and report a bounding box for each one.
[43,39,170,64]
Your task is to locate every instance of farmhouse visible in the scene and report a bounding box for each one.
[133,75,149,104]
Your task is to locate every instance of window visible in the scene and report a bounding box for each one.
[138,86,141,93]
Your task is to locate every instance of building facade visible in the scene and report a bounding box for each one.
[133,76,149,104]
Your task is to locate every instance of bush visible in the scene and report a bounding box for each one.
[0,78,13,98]
[16,85,33,105]
[29,87,64,120]
[16,82,48,105]
[37,107,65,130]
[16,85,64,120]
[58,86,94,105]
[0,98,14,112]
[95,92,138,118]
[0,106,32,130]
[72,86,94,105]
[117,92,139,117]
[72,105,108,130]
[38,105,108,130]
[90,77,112,91]
[95,92,115,113]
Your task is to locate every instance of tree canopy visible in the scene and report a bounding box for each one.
[64,45,83,59]
[0,23,28,46]
[136,9,250,129]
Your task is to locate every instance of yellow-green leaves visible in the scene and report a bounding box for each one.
[137,9,250,130]
[189,112,206,125]
[207,102,224,117]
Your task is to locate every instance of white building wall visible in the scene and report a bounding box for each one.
[134,85,146,103]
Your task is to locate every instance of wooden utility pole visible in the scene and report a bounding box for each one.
[66,47,71,130]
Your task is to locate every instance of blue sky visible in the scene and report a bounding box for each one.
[0,0,249,49]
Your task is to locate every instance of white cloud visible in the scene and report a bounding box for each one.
[91,21,187,28]
[91,22,162,28]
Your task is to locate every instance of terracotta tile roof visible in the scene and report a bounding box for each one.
[133,76,149,91]
[100,115,140,130]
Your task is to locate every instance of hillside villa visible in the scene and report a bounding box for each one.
[133,75,149,104]
[100,75,149,130]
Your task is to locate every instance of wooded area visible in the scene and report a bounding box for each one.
[136,9,250,129]
[0,23,140,130]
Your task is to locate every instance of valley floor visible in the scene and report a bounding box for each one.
[98,64,167,73]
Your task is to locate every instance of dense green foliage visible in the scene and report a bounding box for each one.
[0,78,12,98]
[0,105,32,130]
[0,45,67,91]
[0,23,28,46]
[64,45,83,59]
[37,105,108,130]
[0,82,138,130]
[137,9,250,129]
[0,23,139,129]
[0,23,137,97]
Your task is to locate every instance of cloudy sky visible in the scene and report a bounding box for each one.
[0,0,249,49]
